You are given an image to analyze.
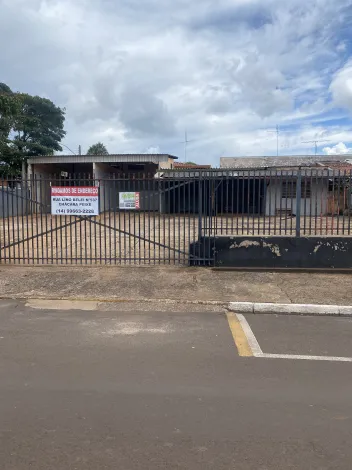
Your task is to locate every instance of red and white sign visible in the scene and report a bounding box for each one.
[51,186,99,216]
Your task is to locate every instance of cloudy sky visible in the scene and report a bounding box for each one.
[1,0,352,165]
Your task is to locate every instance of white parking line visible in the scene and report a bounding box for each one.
[236,314,352,362]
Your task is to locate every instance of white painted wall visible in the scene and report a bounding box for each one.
[265,180,329,216]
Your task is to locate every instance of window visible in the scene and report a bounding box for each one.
[282,181,311,198]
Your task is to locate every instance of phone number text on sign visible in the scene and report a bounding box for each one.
[51,187,99,216]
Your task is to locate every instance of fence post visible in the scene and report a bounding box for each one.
[296,169,302,237]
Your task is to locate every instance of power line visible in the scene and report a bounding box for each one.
[61,144,77,155]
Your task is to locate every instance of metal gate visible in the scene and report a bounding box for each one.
[1,168,351,265]
[0,174,215,265]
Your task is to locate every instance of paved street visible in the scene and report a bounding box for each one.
[1,300,352,469]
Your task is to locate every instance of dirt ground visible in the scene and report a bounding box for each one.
[0,212,351,265]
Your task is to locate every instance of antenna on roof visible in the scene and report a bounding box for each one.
[302,139,330,155]
[180,130,195,163]
[267,125,280,157]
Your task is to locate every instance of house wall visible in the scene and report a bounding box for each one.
[0,187,30,218]
[265,179,329,216]
[93,164,161,212]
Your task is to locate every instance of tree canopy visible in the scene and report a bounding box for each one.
[87,142,109,155]
[0,83,66,176]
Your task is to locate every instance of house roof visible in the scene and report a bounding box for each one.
[27,154,178,165]
[173,163,212,169]
[317,162,352,171]
[157,167,351,179]
[220,154,352,169]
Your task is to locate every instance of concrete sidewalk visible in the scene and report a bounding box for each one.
[0,266,351,305]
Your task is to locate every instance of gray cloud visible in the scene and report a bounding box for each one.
[1,0,352,163]
[119,87,176,137]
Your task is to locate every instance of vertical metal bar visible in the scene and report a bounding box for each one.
[28,175,33,265]
[291,172,295,235]
[225,174,229,235]
[141,174,145,264]
[284,171,288,235]
[234,172,238,235]
[308,171,313,235]
[77,173,82,264]
[11,179,14,263]
[183,176,186,264]
[39,176,44,263]
[267,169,272,236]
[303,170,307,236]
[337,169,341,235]
[44,178,48,264]
[6,179,10,263]
[241,171,244,235]
[151,172,155,264]
[117,176,121,265]
[147,173,151,264]
[246,171,250,235]
[35,176,39,264]
[324,169,328,236]
[1,180,7,263]
[210,175,213,265]
[74,174,78,264]
[20,179,25,264]
[273,170,277,235]
[14,184,19,263]
[296,170,301,237]
[162,179,166,265]
[167,180,171,264]
[175,174,179,264]
[112,176,116,264]
[258,172,262,235]
[187,177,191,265]
[348,169,352,235]
[251,169,255,235]
[198,173,203,264]
[314,170,318,235]
[173,177,176,265]
[342,170,346,235]
[279,171,283,235]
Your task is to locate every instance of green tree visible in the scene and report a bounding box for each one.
[0,84,20,176]
[87,142,109,155]
[0,83,66,176]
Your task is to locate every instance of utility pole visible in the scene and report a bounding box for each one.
[302,139,330,155]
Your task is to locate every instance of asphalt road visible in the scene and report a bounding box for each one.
[1,300,352,469]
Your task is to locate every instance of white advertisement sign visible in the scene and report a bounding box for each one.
[51,186,99,216]
[119,192,140,210]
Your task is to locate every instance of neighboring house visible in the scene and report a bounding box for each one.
[220,155,352,217]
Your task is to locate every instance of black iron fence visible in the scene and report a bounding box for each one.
[0,168,351,265]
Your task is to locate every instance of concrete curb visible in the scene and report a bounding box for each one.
[228,302,352,316]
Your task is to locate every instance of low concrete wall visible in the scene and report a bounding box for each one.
[190,236,352,268]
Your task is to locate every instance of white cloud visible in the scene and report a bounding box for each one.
[323,142,352,155]
[330,61,352,111]
[1,0,352,164]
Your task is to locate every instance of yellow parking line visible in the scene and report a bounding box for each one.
[226,312,253,357]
